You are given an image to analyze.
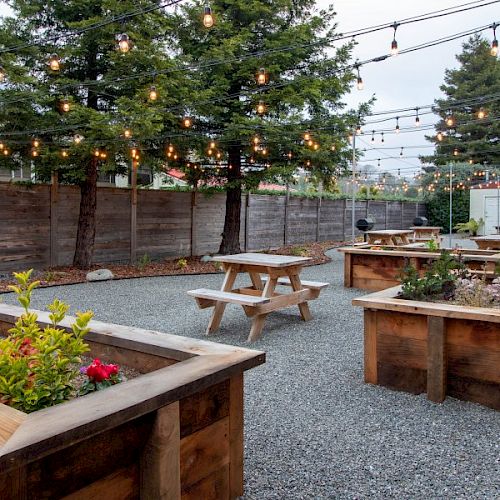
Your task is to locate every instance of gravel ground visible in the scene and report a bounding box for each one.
[2,250,499,499]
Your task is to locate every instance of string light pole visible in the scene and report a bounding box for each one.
[351,128,357,243]
[449,161,453,247]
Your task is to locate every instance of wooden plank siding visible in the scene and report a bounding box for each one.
[0,182,425,271]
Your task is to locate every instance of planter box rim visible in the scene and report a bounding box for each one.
[339,246,500,260]
[353,285,500,322]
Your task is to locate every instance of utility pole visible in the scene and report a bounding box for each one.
[449,162,453,247]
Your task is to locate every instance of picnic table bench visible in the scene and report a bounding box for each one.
[188,253,329,342]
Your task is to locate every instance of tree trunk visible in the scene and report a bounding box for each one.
[219,145,242,254]
[73,158,98,268]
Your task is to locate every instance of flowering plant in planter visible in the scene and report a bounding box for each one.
[0,270,92,413]
[79,358,122,395]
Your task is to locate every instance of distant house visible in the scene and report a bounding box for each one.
[470,182,500,235]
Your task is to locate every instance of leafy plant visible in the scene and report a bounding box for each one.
[426,239,439,252]
[137,254,151,271]
[454,218,484,236]
[0,270,92,413]
[398,251,467,301]
[177,258,188,269]
[290,246,308,257]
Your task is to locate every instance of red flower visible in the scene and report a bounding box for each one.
[84,359,120,383]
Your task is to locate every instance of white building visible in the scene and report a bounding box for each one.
[470,182,500,235]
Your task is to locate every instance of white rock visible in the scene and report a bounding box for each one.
[86,269,114,282]
[200,255,212,263]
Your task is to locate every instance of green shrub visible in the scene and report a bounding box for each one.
[137,253,151,270]
[177,258,188,269]
[0,270,92,413]
[425,190,469,232]
[290,246,308,257]
[454,218,484,236]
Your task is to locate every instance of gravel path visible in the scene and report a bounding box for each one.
[2,250,499,499]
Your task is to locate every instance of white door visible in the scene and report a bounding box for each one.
[484,195,500,235]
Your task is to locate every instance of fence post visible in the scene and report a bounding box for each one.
[130,161,137,264]
[385,201,389,229]
[316,195,322,242]
[50,171,59,267]
[401,201,404,229]
[284,187,290,245]
[190,191,197,256]
[244,194,250,252]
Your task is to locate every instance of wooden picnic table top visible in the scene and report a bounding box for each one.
[364,229,414,236]
[211,252,311,268]
[471,235,500,241]
[410,226,442,231]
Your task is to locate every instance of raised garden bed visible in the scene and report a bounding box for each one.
[353,287,500,410]
[340,245,500,291]
[0,303,265,499]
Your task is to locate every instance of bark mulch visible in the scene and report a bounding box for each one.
[0,240,350,293]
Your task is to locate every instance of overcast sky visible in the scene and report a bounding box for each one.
[0,1,498,179]
[325,0,499,177]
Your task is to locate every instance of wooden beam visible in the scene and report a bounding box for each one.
[50,170,59,267]
[140,402,181,500]
[0,404,27,447]
[229,374,244,498]
[130,160,138,265]
[364,309,378,384]
[344,253,352,287]
[427,316,447,403]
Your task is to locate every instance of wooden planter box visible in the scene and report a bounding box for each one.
[340,246,500,291]
[353,287,500,410]
[0,304,265,499]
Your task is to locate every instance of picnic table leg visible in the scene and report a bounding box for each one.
[206,265,238,335]
[247,277,277,342]
[249,272,263,290]
[288,273,312,321]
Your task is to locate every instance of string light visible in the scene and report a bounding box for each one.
[182,117,192,128]
[61,149,69,158]
[0,66,6,82]
[74,134,83,144]
[371,130,375,143]
[32,138,40,148]
[445,113,454,127]
[117,33,131,53]
[209,141,216,149]
[307,139,314,147]
[356,65,364,90]
[400,147,404,157]
[148,85,158,101]
[313,143,319,150]
[48,53,60,72]
[453,148,459,156]
[304,132,311,141]
[3,148,9,156]
[203,4,214,28]
[356,124,361,135]
[123,127,132,138]
[437,131,444,141]
[257,68,267,85]
[492,23,499,56]
[256,101,266,115]
[60,98,70,113]
[381,132,385,143]
[415,107,420,126]
[31,148,39,158]
[477,107,486,119]
[330,145,336,152]
[390,22,399,56]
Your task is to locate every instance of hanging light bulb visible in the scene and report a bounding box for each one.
[100,151,107,159]
[124,127,132,138]
[437,131,444,141]
[371,130,375,143]
[32,138,41,148]
[182,117,192,128]
[252,135,260,145]
[216,151,222,159]
[73,134,83,144]
[356,124,361,135]
[60,98,70,113]
[117,33,131,53]
[256,101,266,115]
[3,148,9,156]
[453,148,459,156]
[149,85,158,101]
[477,107,486,119]
[207,148,213,155]
[400,147,404,157]
[395,117,400,133]
[94,149,100,157]
[331,145,336,152]
[257,68,267,85]
[0,66,6,82]
[168,144,175,153]
[491,23,499,56]
[313,143,319,150]
[209,141,216,149]
[48,53,61,72]
[261,147,267,156]
[31,148,39,158]
[348,133,353,143]
[445,113,454,127]
[390,22,399,56]
[61,149,69,158]
[203,4,214,28]
[415,107,420,126]
[307,139,314,147]
[381,132,384,143]
[287,151,293,159]
[377,159,381,168]
[356,65,364,90]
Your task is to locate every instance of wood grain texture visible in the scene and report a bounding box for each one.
[140,402,181,500]
[229,374,244,498]
[364,309,378,384]
[427,316,447,403]
[181,464,229,500]
[0,405,27,447]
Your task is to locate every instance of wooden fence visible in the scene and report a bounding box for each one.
[0,182,426,271]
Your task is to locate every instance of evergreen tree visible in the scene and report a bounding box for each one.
[424,35,500,167]
[170,0,366,253]
[0,1,191,268]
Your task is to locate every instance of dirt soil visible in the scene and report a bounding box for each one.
[0,240,350,293]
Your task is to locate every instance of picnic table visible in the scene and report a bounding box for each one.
[410,226,442,246]
[364,229,413,246]
[471,235,500,250]
[188,253,329,342]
